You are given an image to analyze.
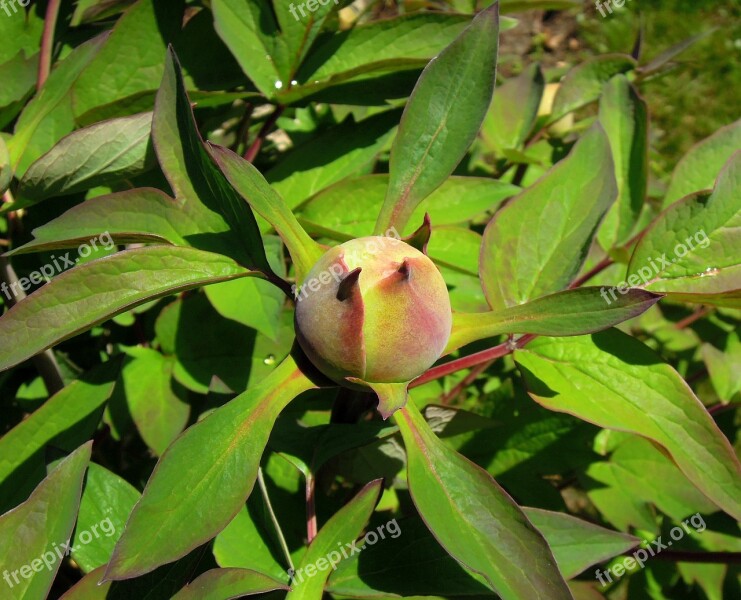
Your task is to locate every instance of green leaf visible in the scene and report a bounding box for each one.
[597,75,648,249]
[212,501,288,581]
[204,235,287,339]
[447,287,662,353]
[7,34,106,176]
[211,0,284,96]
[154,48,273,275]
[286,480,383,599]
[549,54,636,123]
[71,463,141,573]
[702,331,741,403]
[393,402,572,599]
[0,51,37,120]
[71,0,184,121]
[273,0,339,81]
[117,347,189,456]
[426,225,482,276]
[289,13,471,102]
[327,515,493,597]
[8,188,191,256]
[0,363,118,513]
[482,63,544,151]
[209,144,324,284]
[171,568,289,599]
[18,112,155,204]
[104,352,317,580]
[154,293,293,394]
[586,436,719,527]
[59,549,209,600]
[0,4,43,64]
[523,508,639,579]
[663,118,741,209]
[300,175,519,238]
[0,246,260,372]
[374,3,500,235]
[266,111,400,209]
[0,443,91,600]
[0,135,10,194]
[627,152,741,306]
[514,330,741,521]
[480,125,617,310]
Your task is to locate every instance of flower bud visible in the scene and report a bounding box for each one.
[295,236,452,416]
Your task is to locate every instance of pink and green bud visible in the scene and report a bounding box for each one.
[295,236,452,417]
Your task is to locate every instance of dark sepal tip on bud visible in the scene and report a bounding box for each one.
[336,267,362,301]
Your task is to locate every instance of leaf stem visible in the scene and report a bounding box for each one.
[569,255,614,289]
[257,466,295,573]
[38,0,62,89]
[244,105,285,163]
[306,471,317,544]
[412,334,535,388]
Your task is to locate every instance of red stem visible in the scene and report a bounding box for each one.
[412,334,536,389]
[439,360,494,405]
[38,0,62,89]
[306,472,317,543]
[569,255,615,289]
[674,306,712,330]
[244,105,285,163]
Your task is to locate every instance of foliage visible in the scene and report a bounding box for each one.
[0,1,739,599]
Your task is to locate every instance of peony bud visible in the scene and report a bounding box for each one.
[295,236,452,417]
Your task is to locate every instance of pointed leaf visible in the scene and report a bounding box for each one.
[514,330,741,521]
[628,151,741,306]
[523,508,639,579]
[8,188,191,256]
[286,480,383,599]
[7,34,107,176]
[71,463,141,572]
[266,111,400,209]
[301,174,519,237]
[172,568,289,599]
[209,144,324,284]
[480,125,617,310]
[549,54,636,123]
[0,246,260,372]
[447,287,662,353]
[597,75,648,249]
[18,112,155,204]
[289,13,472,103]
[71,0,184,121]
[104,352,317,580]
[153,49,273,274]
[211,0,284,96]
[394,402,572,599]
[482,63,544,151]
[663,118,741,209]
[374,3,500,235]
[0,443,92,600]
[0,363,117,513]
